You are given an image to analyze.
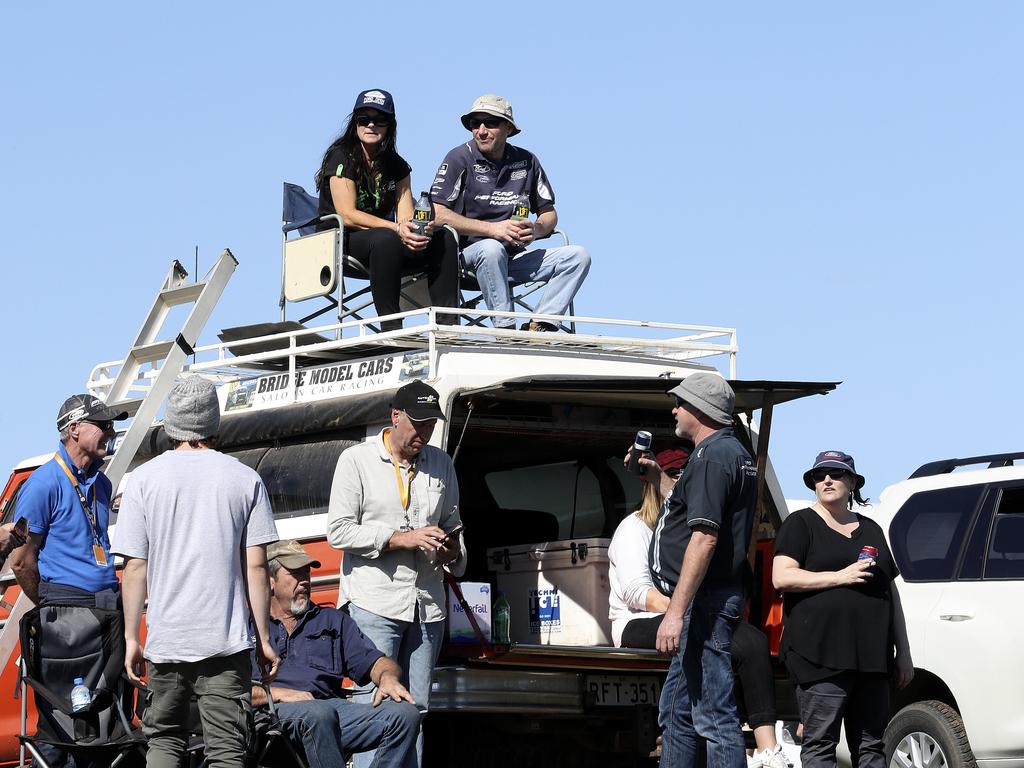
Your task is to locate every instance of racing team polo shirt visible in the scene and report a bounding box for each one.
[252,604,383,698]
[430,141,556,247]
[327,428,465,624]
[649,428,757,594]
[15,442,118,593]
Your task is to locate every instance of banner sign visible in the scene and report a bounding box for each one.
[217,350,430,413]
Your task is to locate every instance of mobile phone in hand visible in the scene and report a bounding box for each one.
[14,518,27,537]
[445,523,464,539]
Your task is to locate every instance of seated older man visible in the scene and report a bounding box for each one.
[251,540,420,767]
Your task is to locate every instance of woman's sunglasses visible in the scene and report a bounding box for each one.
[355,113,392,127]
[811,468,850,483]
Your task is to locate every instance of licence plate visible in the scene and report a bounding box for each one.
[585,675,662,707]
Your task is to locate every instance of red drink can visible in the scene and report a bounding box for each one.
[858,546,878,561]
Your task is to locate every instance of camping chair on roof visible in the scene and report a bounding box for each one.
[279,182,432,330]
[18,605,146,768]
[455,227,578,333]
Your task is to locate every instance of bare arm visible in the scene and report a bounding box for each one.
[11,532,43,604]
[890,583,914,688]
[772,554,874,592]
[369,655,415,706]
[121,556,148,684]
[645,588,670,613]
[250,684,313,707]
[329,176,400,232]
[656,526,718,653]
[246,545,280,681]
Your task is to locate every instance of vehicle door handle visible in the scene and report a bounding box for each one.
[938,614,974,622]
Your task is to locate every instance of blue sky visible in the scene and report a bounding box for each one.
[1,3,1020,500]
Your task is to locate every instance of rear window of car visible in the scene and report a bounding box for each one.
[889,485,985,581]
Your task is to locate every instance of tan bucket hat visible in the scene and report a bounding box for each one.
[460,94,520,136]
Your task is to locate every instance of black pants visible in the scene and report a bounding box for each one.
[795,671,889,768]
[621,617,775,727]
[346,227,459,329]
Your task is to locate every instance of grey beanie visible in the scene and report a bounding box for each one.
[668,372,735,426]
[164,375,220,441]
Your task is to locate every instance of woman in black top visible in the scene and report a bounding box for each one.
[315,89,458,331]
[773,451,913,768]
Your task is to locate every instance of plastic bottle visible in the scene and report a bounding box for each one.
[413,191,433,236]
[70,677,90,713]
[492,591,511,644]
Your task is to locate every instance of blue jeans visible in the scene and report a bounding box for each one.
[461,238,591,327]
[275,697,420,768]
[659,589,745,768]
[347,604,445,768]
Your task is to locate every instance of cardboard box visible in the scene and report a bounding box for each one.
[486,538,612,646]
[446,581,492,644]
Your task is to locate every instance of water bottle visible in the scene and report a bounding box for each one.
[510,193,529,222]
[71,677,90,713]
[413,191,433,236]
[492,591,511,644]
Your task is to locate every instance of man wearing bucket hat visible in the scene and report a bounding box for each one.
[648,372,757,768]
[430,94,591,332]
[250,540,420,767]
[12,394,128,608]
[327,380,465,768]
[113,375,281,768]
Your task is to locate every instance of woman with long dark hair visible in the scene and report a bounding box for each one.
[773,451,914,768]
[315,89,458,331]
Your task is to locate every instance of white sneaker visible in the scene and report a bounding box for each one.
[755,744,790,768]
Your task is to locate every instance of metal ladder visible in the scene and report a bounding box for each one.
[0,249,238,708]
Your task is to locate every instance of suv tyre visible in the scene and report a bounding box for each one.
[884,701,976,768]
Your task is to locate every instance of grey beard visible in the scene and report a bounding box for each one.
[290,595,311,616]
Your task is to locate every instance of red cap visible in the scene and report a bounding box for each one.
[656,448,690,473]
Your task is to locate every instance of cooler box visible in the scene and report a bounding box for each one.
[446,581,492,644]
[486,538,612,646]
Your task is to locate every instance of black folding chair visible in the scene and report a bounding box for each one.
[18,604,145,768]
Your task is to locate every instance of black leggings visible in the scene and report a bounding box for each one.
[621,616,776,728]
[345,227,459,329]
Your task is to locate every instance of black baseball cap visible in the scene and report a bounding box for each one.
[352,88,395,116]
[391,381,445,422]
[56,394,129,432]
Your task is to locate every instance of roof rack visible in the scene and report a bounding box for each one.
[909,452,1024,479]
[86,307,739,399]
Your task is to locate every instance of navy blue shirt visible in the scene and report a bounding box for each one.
[14,443,117,593]
[252,604,384,699]
[650,428,757,593]
[430,141,556,247]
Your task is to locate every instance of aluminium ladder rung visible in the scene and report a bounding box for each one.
[158,283,207,306]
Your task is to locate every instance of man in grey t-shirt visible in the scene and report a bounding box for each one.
[113,376,280,768]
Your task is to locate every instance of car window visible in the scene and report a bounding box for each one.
[985,487,1024,580]
[485,461,605,538]
[889,485,984,581]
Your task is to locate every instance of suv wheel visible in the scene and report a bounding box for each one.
[885,701,976,768]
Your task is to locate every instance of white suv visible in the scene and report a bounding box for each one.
[871,453,1024,768]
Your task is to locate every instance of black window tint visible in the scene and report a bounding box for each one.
[889,485,983,581]
[252,438,357,520]
[485,461,605,538]
[985,487,1024,580]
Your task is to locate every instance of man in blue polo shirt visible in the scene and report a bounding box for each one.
[252,540,419,767]
[12,393,127,608]
[430,93,590,332]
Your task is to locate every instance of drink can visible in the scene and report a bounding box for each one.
[634,430,653,451]
[858,546,878,561]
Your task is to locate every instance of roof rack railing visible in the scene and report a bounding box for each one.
[909,452,1024,479]
[86,307,740,397]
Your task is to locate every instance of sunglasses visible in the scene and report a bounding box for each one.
[83,419,114,432]
[354,113,392,127]
[810,468,850,483]
[674,396,690,409]
[468,116,505,130]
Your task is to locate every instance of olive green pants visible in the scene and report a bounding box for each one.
[143,650,251,768]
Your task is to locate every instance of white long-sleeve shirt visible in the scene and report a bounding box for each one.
[608,513,663,647]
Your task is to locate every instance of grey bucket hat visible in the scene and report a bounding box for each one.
[667,373,735,426]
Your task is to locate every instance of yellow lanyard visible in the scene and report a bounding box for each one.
[384,432,416,511]
[53,453,101,546]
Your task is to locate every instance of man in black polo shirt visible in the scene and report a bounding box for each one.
[430,93,590,331]
[648,372,756,768]
[252,540,419,768]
